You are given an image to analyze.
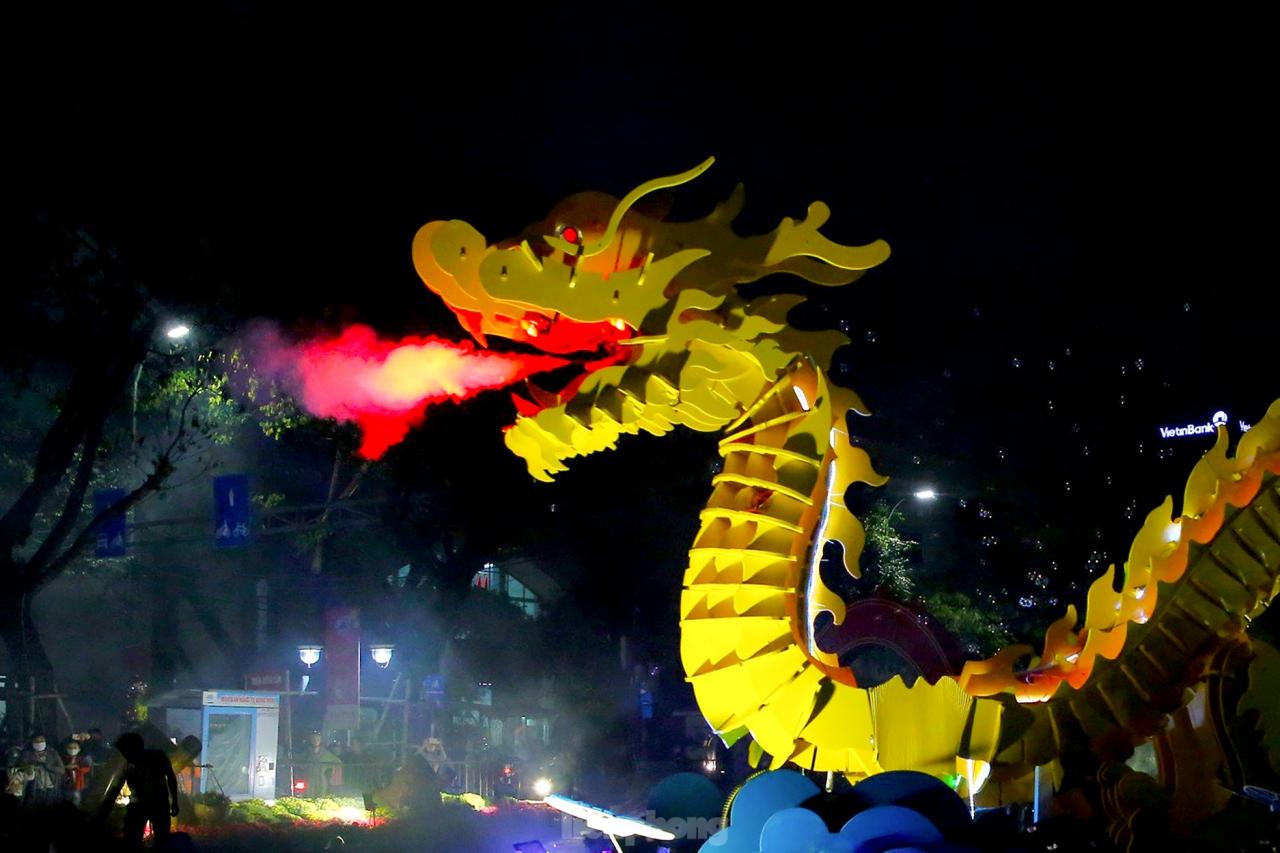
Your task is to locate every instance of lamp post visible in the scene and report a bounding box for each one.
[368,644,395,670]
[131,320,195,445]
[294,639,408,768]
[281,644,328,795]
[362,643,411,764]
[887,486,953,580]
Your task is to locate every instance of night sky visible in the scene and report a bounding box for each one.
[12,5,1276,644]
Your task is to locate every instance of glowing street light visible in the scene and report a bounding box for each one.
[297,645,323,668]
[165,323,191,341]
[913,488,938,501]
[369,643,395,669]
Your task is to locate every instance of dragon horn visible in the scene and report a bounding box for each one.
[580,156,716,258]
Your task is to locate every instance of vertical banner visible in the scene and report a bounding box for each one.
[323,607,361,731]
[422,674,445,709]
[213,474,251,549]
[639,686,654,720]
[94,489,128,557]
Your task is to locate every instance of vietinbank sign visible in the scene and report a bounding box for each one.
[1158,410,1253,440]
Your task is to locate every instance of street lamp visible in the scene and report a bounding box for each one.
[890,487,942,518]
[131,321,195,443]
[297,644,323,668]
[369,643,395,669]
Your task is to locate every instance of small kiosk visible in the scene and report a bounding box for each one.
[200,690,280,800]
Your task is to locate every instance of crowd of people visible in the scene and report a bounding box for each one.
[3,728,114,807]
[3,725,448,807]
[1,727,191,851]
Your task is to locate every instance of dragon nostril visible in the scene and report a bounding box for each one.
[459,246,467,257]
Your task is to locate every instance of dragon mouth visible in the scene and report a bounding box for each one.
[482,316,636,416]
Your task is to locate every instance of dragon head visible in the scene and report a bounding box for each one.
[412,157,891,480]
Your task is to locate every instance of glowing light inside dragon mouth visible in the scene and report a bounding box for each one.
[500,311,634,356]
[478,314,637,416]
[508,346,633,417]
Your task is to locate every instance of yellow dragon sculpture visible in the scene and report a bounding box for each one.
[410,158,1280,812]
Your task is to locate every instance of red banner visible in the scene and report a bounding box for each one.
[323,607,361,730]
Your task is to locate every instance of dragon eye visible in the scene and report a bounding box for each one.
[558,224,581,245]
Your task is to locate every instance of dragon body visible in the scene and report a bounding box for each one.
[410,159,1280,815]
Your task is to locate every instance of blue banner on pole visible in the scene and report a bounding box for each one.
[423,674,445,708]
[213,474,251,548]
[93,489,128,558]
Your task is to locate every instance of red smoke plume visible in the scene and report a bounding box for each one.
[291,325,566,458]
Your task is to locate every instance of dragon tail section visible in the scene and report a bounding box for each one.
[961,400,1280,705]
[974,402,1280,798]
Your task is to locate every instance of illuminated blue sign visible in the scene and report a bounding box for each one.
[94,489,128,557]
[213,474,251,548]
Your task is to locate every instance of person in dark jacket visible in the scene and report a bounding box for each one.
[25,734,65,807]
[82,728,112,767]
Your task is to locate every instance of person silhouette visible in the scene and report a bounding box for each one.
[101,733,179,850]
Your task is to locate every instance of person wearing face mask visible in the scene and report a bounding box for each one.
[63,738,92,804]
[25,734,66,807]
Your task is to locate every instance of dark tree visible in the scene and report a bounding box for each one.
[0,221,240,734]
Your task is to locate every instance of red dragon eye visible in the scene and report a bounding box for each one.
[560,225,580,245]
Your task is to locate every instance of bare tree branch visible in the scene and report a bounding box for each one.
[28,387,203,592]
[159,388,201,465]
[24,417,104,572]
[0,325,145,556]
[0,367,103,552]
[30,465,162,593]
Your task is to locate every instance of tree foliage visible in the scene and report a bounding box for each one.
[860,498,1014,657]
[920,590,1013,657]
[861,500,916,599]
